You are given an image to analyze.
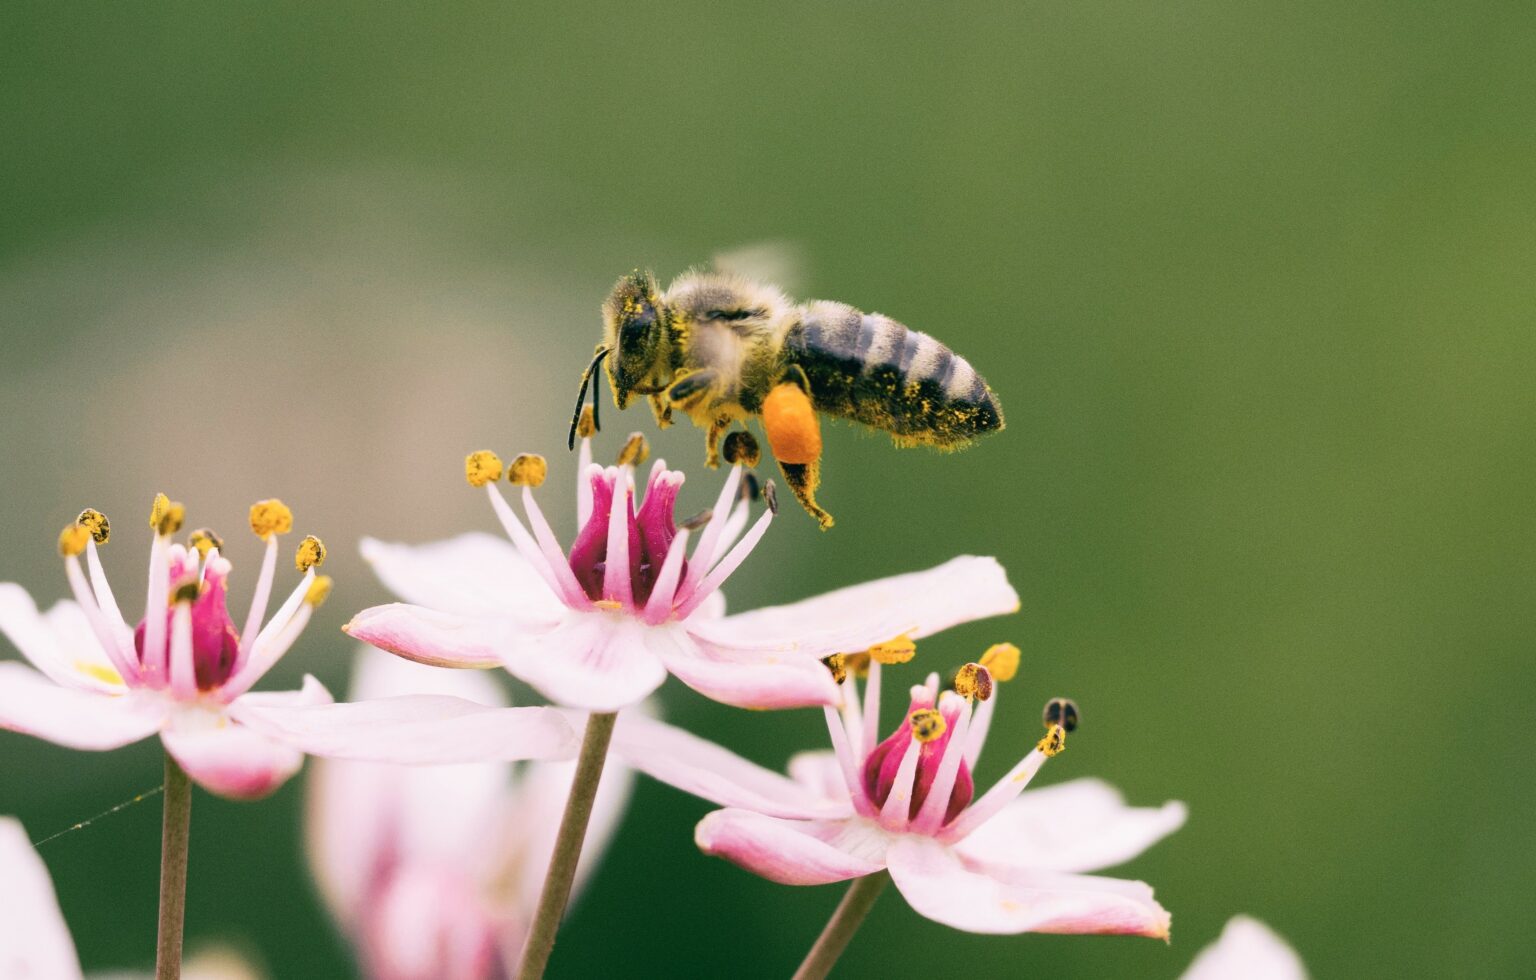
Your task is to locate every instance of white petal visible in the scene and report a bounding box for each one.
[788,750,852,805]
[660,630,840,710]
[0,817,83,980]
[955,778,1187,873]
[343,603,512,669]
[161,709,307,800]
[360,533,565,621]
[0,662,163,750]
[1181,916,1308,980]
[609,712,850,819]
[693,556,1018,657]
[500,616,668,712]
[695,809,888,886]
[0,586,123,693]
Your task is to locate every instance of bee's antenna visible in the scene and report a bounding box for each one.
[568,347,609,451]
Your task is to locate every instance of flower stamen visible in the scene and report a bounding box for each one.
[248,499,293,539]
[868,634,917,666]
[508,453,548,487]
[295,535,327,572]
[76,509,110,544]
[465,451,504,488]
[617,433,650,468]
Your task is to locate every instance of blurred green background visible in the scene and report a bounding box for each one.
[2,1,1533,977]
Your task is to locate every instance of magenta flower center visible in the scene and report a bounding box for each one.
[134,557,240,690]
[567,469,684,607]
[861,698,975,825]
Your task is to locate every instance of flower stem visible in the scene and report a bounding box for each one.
[515,711,617,980]
[792,871,890,980]
[155,752,192,980]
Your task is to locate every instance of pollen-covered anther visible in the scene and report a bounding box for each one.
[842,651,871,677]
[58,524,90,557]
[822,653,848,685]
[1043,697,1080,733]
[740,471,762,502]
[151,495,186,536]
[76,509,110,544]
[954,662,993,701]
[295,535,327,572]
[305,575,334,607]
[617,432,650,467]
[722,430,762,467]
[508,453,548,488]
[763,479,779,515]
[679,509,713,531]
[171,578,202,604]
[465,451,504,488]
[867,633,916,665]
[1037,723,1067,757]
[910,708,947,743]
[187,528,224,558]
[576,404,597,440]
[249,498,293,539]
[980,642,1021,682]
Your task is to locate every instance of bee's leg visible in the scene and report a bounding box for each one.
[762,380,834,529]
[704,416,730,469]
[647,393,674,429]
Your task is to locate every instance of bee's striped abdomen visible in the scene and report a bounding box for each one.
[783,301,1003,448]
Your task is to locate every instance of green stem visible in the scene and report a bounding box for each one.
[514,711,618,980]
[155,752,192,980]
[792,871,890,980]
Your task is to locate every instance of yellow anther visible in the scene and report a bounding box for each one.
[868,634,916,666]
[617,432,650,467]
[979,642,1020,683]
[58,524,90,557]
[576,404,597,440]
[172,578,202,604]
[822,654,847,685]
[76,509,110,545]
[295,535,327,572]
[508,453,549,488]
[305,575,333,607]
[722,431,762,467]
[954,662,993,701]
[188,528,224,558]
[842,651,871,677]
[151,494,185,536]
[1037,724,1067,758]
[249,499,293,539]
[910,708,947,743]
[465,450,503,487]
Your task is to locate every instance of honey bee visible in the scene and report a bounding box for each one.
[569,269,1004,528]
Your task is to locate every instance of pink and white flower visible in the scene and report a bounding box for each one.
[345,434,1019,713]
[0,497,576,800]
[308,647,633,980]
[611,654,1186,938]
[1180,915,1307,979]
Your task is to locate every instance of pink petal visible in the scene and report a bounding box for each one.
[360,534,564,621]
[788,750,852,805]
[693,556,1018,658]
[230,694,578,765]
[499,616,667,712]
[0,662,163,750]
[954,778,1187,874]
[161,710,307,800]
[886,835,1172,937]
[695,809,887,886]
[609,712,850,819]
[362,866,502,980]
[0,818,83,980]
[660,630,841,710]
[0,586,123,693]
[1181,916,1307,980]
[343,603,509,670]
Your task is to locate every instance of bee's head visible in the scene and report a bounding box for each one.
[601,270,676,408]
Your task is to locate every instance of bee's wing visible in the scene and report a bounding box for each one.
[710,241,806,295]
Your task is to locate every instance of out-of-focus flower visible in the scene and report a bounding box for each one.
[346,427,1019,713]
[308,647,633,980]
[0,816,260,979]
[0,497,576,799]
[1180,915,1307,979]
[612,650,1185,937]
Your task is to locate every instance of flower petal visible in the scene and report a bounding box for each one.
[661,630,841,710]
[954,778,1187,874]
[500,616,667,712]
[0,662,163,750]
[610,712,849,819]
[230,693,578,765]
[788,750,852,805]
[0,586,123,693]
[161,709,307,800]
[886,835,1172,937]
[692,556,1018,658]
[360,533,564,621]
[695,809,887,886]
[0,817,84,980]
[343,603,509,669]
[1181,916,1307,980]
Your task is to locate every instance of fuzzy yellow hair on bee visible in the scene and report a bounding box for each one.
[568,267,1004,529]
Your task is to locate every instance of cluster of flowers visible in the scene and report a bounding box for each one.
[0,425,1307,978]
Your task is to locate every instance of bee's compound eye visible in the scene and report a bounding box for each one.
[1042,697,1079,733]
